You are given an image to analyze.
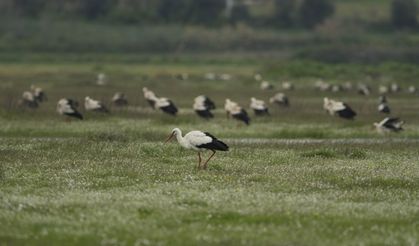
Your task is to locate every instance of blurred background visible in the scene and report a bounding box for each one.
[0,0,418,63]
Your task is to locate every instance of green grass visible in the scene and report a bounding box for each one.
[1,60,419,245]
[1,137,419,245]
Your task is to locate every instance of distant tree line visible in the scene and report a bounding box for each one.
[0,0,417,29]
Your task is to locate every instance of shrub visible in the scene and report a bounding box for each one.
[391,0,418,29]
[298,0,335,29]
[273,0,296,27]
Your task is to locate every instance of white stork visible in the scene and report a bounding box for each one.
[323,97,357,120]
[193,95,216,119]
[165,128,229,170]
[331,85,342,93]
[219,74,232,81]
[314,80,331,91]
[97,73,107,86]
[30,85,47,102]
[225,99,250,125]
[378,85,389,95]
[342,82,353,91]
[142,87,157,108]
[378,96,390,114]
[112,92,128,107]
[390,83,401,93]
[153,97,178,116]
[142,88,178,115]
[374,117,404,133]
[254,73,263,81]
[57,98,83,120]
[282,82,294,91]
[358,83,371,96]
[250,97,269,116]
[204,73,216,80]
[270,93,289,107]
[20,91,38,108]
[408,86,417,94]
[260,81,274,90]
[84,97,109,113]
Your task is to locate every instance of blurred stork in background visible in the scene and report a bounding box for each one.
[142,87,157,108]
[30,85,47,103]
[390,83,401,93]
[225,99,250,125]
[19,91,38,109]
[57,98,83,120]
[408,86,417,94]
[260,81,274,90]
[193,95,216,119]
[358,83,371,96]
[282,82,294,91]
[142,87,178,115]
[374,117,404,133]
[270,93,289,107]
[97,73,107,86]
[250,97,269,116]
[378,95,390,114]
[112,92,128,107]
[379,85,389,95]
[314,80,331,92]
[85,96,109,113]
[323,97,357,120]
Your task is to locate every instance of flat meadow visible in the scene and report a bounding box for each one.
[1,59,419,245]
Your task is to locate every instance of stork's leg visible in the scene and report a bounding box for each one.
[202,150,216,170]
[197,152,202,169]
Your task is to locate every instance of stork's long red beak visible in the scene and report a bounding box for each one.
[164,132,175,143]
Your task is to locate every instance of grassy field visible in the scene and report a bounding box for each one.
[1,59,419,245]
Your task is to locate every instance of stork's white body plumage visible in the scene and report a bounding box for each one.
[270,93,289,107]
[142,87,178,115]
[31,85,46,102]
[374,117,404,133]
[20,91,38,108]
[323,97,356,119]
[193,95,215,119]
[165,128,229,169]
[57,98,83,120]
[112,92,128,106]
[225,99,250,125]
[84,97,109,112]
[260,81,273,90]
[250,97,269,116]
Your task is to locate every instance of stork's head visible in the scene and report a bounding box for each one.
[165,128,181,143]
[142,87,148,93]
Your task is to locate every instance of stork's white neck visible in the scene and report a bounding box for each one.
[174,128,190,149]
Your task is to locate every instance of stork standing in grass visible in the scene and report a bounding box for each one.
[20,91,38,108]
[358,83,371,96]
[154,96,178,116]
[323,98,357,120]
[112,92,128,107]
[57,98,83,120]
[260,81,274,90]
[408,86,417,94]
[250,97,269,116]
[84,97,109,113]
[225,99,250,125]
[374,117,404,133]
[270,93,289,107]
[165,128,229,170]
[142,87,157,108]
[31,85,47,102]
[378,95,390,114]
[193,95,216,119]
